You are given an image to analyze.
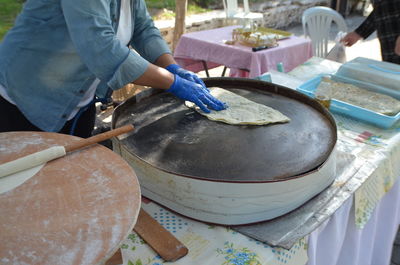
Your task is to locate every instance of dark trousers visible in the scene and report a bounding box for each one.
[0,95,96,138]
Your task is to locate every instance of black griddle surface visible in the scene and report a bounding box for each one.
[113,78,336,182]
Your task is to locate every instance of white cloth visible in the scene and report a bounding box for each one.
[307,177,400,265]
[0,0,132,121]
[117,0,133,46]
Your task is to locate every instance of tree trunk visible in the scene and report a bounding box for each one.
[173,0,187,51]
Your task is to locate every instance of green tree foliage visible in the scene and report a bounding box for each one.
[0,0,23,40]
[146,0,219,9]
[0,0,217,40]
[190,0,219,8]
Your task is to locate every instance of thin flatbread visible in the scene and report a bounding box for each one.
[185,87,290,125]
[318,77,400,116]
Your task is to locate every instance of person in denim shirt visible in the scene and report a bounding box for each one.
[0,0,225,138]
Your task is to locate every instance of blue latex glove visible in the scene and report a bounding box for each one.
[167,75,226,113]
[166,64,207,89]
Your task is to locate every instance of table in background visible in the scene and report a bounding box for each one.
[174,25,313,78]
[119,58,400,265]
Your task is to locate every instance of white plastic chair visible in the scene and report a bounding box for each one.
[222,0,263,24]
[302,6,348,58]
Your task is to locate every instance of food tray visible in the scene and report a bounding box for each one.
[233,27,292,47]
[335,57,400,97]
[297,74,400,128]
[333,74,400,99]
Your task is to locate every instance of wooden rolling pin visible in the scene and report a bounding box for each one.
[134,208,189,261]
[0,125,134,178]
[106,208,189,264]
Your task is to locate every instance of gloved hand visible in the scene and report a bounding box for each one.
[167,74,226,113]
[166,64,207,89]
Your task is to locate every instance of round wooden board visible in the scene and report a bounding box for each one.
[0,132,141,265]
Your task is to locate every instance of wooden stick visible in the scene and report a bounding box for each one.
[0,125,134,178]
[64,124,134,152]
[134,208,189,262]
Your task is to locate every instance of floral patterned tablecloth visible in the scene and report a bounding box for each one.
[334,114,400,228]
[118,58,400,264]
[119,114,400,265]
[121,201,308,265]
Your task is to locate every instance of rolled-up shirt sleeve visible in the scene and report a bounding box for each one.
[130,0,171,63]
[355,10,376,39]
[61,0,150,91]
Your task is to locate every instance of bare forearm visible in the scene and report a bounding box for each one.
[132,53,176,89]
[133,63,174,89]
[154,53,176,68]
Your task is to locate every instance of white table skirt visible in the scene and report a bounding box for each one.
[307,177,400,265]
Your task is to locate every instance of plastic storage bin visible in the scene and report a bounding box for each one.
[297,74,400,129]
[335,57,400,98]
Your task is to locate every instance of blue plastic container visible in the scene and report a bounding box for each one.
[296,74,400,129]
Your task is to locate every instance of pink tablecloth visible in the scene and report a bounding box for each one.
[174,26,313,78]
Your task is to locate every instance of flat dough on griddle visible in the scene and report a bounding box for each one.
[185,87,290,125]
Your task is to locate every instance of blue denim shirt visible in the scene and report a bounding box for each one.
[0,0,171,132]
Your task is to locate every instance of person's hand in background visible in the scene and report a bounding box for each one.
[395,36,400,56]
[166,64,207,89]
[341,32,362,47]
[167,74,226,113]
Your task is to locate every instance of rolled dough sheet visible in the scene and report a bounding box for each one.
[0,146,65,178]
[186,87,290,125]
[0,146,65,194]
[0,164,43,194]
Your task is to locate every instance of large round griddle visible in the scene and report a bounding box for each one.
[112,78,337,182]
